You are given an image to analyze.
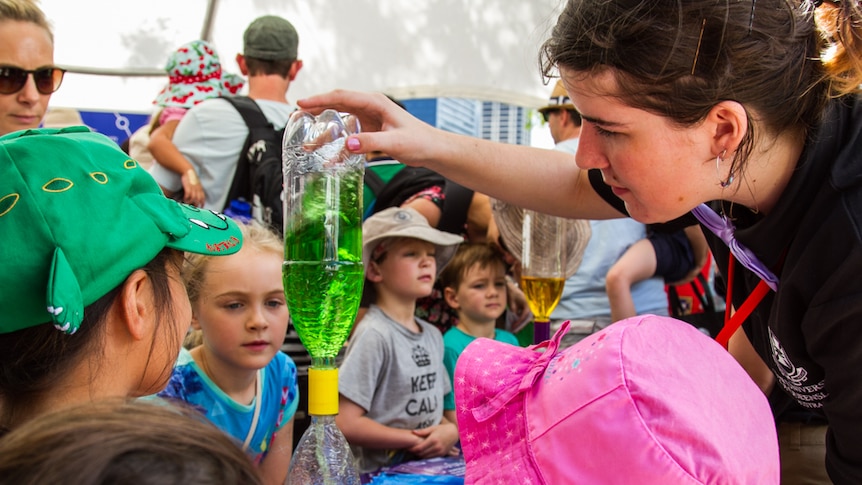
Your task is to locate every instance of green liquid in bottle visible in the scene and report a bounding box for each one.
[283,167,364,360]
[284,261,363,359]
[284,110,364,485]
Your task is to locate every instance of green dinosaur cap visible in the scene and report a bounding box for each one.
[0,126,243,335]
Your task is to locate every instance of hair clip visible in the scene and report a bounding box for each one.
[748,0,757,35]
[691,19,707,75]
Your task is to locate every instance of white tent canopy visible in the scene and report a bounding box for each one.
[43,0,565,114]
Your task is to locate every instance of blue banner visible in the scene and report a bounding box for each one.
[79,111,150,145]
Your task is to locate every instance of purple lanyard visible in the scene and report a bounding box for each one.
[691,204,779,291]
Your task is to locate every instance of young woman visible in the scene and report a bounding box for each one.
[298,2,862,482]
[0,0,63,136]
[0,127,243,433]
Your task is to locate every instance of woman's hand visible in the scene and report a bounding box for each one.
[297,90,442,166]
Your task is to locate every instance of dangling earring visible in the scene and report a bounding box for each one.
[716,149,734,188]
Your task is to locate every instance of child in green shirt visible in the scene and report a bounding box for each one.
[439,243,520,417]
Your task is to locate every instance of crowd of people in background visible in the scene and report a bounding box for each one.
[4,0,862,483]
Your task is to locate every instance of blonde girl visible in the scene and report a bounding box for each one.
[159,221,298,485]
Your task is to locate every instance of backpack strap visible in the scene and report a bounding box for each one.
[437,179,474,235]
[364,167,387,197]
[365,157,405,197]
[224,95,271,130]
[362,169,386,219]
[221,96,271,210]
[370,166,474,235]
[371,167,442,215]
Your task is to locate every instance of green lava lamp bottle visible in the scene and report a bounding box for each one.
[283,110,363,485]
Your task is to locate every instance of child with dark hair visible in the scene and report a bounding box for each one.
[438,243,520,419]
[0,127,243,433]
[0,399,263,485]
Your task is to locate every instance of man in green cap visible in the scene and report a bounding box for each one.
[149,15,302,216]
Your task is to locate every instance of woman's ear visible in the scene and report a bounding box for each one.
[707,100,748,156]
[443,286,460,309]
[116,269,154,341]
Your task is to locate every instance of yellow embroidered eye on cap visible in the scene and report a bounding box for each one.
[0,127,243,335]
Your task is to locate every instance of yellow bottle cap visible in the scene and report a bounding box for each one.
[308,367,339,415]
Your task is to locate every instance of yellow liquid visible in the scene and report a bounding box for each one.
[521,276,565,322]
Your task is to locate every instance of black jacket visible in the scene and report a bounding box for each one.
[590,96,862,484]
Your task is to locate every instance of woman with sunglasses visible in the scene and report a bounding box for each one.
[0,0,64,136]
[301,1,862,483]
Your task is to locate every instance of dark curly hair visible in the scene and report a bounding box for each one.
[540,0,862,178]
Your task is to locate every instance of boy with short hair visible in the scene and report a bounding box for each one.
[438,243,520,416]
[337,207,462,474]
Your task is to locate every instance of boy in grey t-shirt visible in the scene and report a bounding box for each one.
[337,207,463,473]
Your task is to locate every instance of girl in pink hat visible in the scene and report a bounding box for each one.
[146,40,244,207]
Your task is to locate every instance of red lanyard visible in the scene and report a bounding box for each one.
[714,253,772,349]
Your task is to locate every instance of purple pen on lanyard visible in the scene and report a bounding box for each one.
[691,204,779,291]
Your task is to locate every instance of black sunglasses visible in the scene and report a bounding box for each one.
[541,109,560,123]
[0,66,66,95]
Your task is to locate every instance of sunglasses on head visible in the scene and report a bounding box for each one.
[0,66,66,95]
[541,109,561,123]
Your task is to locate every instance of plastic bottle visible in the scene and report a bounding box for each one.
[283,109,363,485]
[286,375,358,484]
[520,209,567,343]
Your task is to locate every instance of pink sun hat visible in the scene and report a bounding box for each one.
[455,315,779,484]
[153,40,244,109]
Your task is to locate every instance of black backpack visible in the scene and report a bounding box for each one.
[365,162,474,235]
[222,96,287,234]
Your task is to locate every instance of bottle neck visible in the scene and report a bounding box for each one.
[311,356,338,369]
[309,414,337,425]
[308,366,339,415]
